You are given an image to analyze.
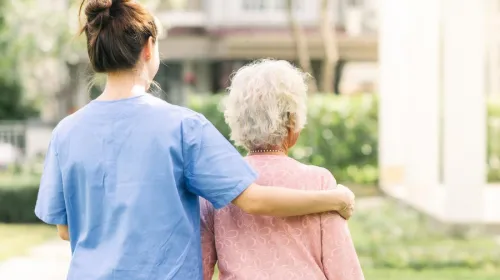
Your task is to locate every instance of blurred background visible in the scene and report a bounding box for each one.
[0,0,500,279]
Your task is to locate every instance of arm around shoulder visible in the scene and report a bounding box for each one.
[231,183,354,218]
[181,114,355,217]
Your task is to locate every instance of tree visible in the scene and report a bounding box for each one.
[318,0,339,93]
[0,0,83,120]
[286,0,318,93]
[0,0,38,120]
[2,0,160,121]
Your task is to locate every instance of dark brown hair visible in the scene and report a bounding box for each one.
[79,0,158,73]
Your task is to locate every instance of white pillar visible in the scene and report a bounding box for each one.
[378,0,410,189]
[486,0,500,98]
[442,0,487,223]
[345,7,363,36]
[403,0,441,206]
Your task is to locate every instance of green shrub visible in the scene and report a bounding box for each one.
[0,176,40,223]
[293,95,378,184]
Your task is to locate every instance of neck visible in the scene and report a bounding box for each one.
[97,71,149,101]
[248,147,287,156]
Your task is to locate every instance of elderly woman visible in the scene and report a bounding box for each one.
[200,59,364,280]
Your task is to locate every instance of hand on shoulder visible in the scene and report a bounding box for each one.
[335,184,355,220]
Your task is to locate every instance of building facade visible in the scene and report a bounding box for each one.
[42,0,379,120]
[152,0,379,98]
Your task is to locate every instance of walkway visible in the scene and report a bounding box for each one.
[0,239,70,280]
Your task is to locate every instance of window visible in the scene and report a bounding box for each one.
[274,0,286,10]
[242,0,302,11]
[275,0,303,10]
[348,0,363,6]
[242,0,268,10]
[158,0,188,10]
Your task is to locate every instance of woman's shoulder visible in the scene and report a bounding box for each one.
[245,156,336,190]
[143,95,202,120]
[141,97,214,132]
[295,163,337,190]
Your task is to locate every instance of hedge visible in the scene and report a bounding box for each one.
[0,176,40,223]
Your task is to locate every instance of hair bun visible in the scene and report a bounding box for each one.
[84,0,114,28]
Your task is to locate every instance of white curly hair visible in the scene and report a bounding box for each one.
[224,59,309,151]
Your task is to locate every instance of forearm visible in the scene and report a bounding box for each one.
[232,183,346,217]
[56,225,69,241]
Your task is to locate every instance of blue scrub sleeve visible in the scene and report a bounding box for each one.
[34,130,67,225]
[182,114,258,209]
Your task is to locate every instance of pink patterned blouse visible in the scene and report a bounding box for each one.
[200,155,364,280]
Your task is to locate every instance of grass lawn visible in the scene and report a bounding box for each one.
[363,268,500,280]
[348,199,500,270]
[0,173,40,186]
[0,223,56,261]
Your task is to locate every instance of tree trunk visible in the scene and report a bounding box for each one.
[55,62,79,120]
[319,0,339,93]
[286,0,317,93]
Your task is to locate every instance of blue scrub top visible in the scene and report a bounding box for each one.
[35,94,257,280]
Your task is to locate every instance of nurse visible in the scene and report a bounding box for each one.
[34,1,355,279]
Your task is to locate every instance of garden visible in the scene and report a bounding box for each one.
[1,94,500,279]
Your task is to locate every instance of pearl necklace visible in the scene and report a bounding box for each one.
[249,149,284,154]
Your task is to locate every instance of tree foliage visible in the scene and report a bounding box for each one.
[0,0,38,120]
[0,0,160,120]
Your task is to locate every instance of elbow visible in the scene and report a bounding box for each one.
[240,202,262,215]
[235,195,266,215]
[56,225,70,241]
[241,199,275,215]
[233,184,271,215]
[58,231,69,241]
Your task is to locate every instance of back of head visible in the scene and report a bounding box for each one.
[224,59,309,151]
[79,0,158,73]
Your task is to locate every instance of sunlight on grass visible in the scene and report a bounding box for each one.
[0,173,40,187]
[0,223,56,261]
[363,268,500,280]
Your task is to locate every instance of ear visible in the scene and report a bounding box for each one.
[143,36,155,61]
[287,113,297,131]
